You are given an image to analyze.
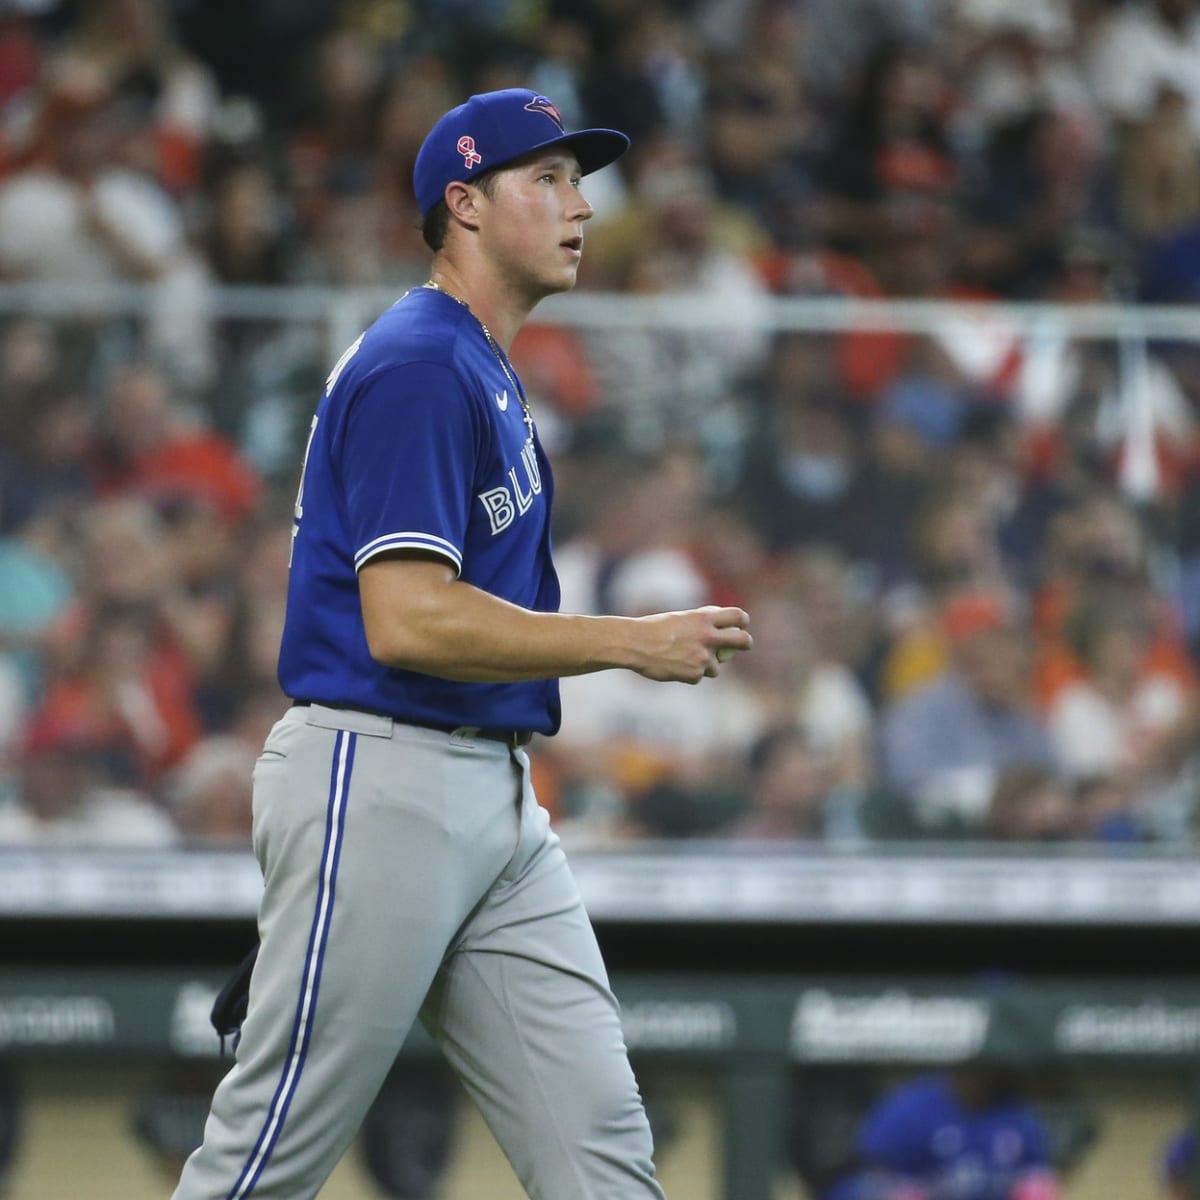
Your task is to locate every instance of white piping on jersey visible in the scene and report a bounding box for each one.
[354,531,463,574]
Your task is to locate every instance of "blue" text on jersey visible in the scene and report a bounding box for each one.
[477,442,542,534]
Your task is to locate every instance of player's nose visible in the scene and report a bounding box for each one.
[570,191,595,222]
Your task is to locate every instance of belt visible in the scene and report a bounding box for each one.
[290,701,533,748]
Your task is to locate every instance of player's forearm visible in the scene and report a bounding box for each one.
[360,557,749,684]
[367,580,636,682]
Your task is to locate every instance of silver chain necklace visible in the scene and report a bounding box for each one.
[422,280,534,437]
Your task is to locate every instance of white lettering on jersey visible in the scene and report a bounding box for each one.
[294,414,319,521]
[478,487,515,534]
[295,331,359,567]
[509,464,534,515]
[290,414,320,566]
[325,334,364,396]
[478,446,544,536]
[520,442,542,494]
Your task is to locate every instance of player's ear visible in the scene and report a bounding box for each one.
[444,181,482,230]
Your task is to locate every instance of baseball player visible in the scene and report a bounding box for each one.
[171,88,751,1200]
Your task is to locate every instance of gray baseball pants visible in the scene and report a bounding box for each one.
[172,703,665,1200]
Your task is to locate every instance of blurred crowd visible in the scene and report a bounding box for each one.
[2,0,1200,849]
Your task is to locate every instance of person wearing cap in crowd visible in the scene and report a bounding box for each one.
[170,88,751,1200]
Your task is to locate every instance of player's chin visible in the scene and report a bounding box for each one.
[540,264,582,295]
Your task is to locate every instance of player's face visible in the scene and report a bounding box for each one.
[477,151,594,298]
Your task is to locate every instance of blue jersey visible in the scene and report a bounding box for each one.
[278,286,562,733]
[825,1073,1052,1200]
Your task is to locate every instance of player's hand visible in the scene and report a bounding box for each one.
[630,605,751,684]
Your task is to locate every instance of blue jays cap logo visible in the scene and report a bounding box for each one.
[524,95,564,131]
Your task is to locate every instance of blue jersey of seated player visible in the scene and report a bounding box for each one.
[278,286,562,733]
[824,1072,1054,1200]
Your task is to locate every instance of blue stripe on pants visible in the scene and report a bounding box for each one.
[226,728,357,1199]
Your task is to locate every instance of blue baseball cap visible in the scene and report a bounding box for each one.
[414,88,630,219]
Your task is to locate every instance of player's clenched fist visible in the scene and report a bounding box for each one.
[630,604,752,683]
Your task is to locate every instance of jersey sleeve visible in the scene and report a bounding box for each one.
[341,361,481,577]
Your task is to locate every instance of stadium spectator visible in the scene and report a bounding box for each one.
[1086,0,1200,142]
[201,160,291,288]
[192,510,291,740]
[42,0,221,196]
[815,39,958,294]
[1073,770,1143,844]
[982,764,1079,842]
[601,1,706,139]
[0,386,92,540]
[585,133,771,435]
[953,1,1092,142]
[803,0,941,106]
[878,588,1054,830]
[737,340,873,558]
[780,545,877,693]
[31,599,202,787]
[0,317,89,533]
[292,156,406,287]
[1044,595,1200,837]
[1032,492,1195,710]
[561,442,713,605]
[0,706,176,846]
[525,11,594,134]
[553,545,761,842]
[509,320,602,441]
[875,487,1012,704]
[907,482,1012,600]
[88,359,262,528]
[685,500,771,612]
[701,0,816,245]
[0,0,1196,860]
[368,56,460,273]
[732,587,874,795]
[0,59,210,373]
[166,734,255,848]
[722,723,857,841]
[288,26,383,183]
[968,106,1115,300]
[37,497,208,779]
[0,501,75,698]
[852,364,959,594]
[0,8,43,138]
[1119,79,1200,243]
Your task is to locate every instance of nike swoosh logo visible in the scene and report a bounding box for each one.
[495,389,509,412]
